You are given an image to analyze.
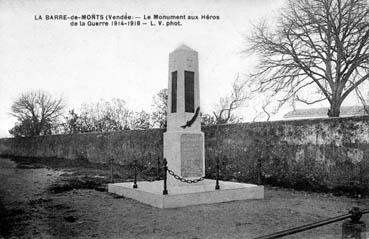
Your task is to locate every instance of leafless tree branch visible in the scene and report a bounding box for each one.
[9,90,66,136]
[246,0,369,117]
[212,73,249,124]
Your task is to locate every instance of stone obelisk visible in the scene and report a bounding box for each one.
[163,44,205,185]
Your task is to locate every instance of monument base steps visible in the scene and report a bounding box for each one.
[108,179,264,208]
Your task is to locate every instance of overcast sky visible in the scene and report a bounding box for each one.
[0,0,290,137]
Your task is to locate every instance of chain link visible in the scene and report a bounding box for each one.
[167,168,205,184]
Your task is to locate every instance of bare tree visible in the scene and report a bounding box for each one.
[62,99,151,133]
[63,109,81,134]
[9,90,65,137]
[354,86,369,115]
[151,89,168,128]
[201,113,217,126]
[78,98,132,132]
[247,0,369,117]
[212,74,249,124]
[251,96,274,122]
[130,110,151,130]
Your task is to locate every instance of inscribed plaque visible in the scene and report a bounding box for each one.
[180,134,203,177]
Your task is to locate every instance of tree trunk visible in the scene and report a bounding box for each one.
[327,101,341,117]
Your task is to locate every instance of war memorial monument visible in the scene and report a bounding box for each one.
[108,45,264,208]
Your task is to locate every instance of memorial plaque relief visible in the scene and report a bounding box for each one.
[180,134,203,177]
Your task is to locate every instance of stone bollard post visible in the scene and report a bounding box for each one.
[342,207,367,239]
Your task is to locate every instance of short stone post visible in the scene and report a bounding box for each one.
[133,159,138,189]
[163,158,168,195]
[342,207,366,239]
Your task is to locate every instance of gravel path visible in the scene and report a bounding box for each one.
[0,156,368,239]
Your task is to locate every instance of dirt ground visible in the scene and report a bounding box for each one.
[0,156,368,239]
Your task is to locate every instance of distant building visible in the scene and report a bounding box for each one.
[283,105,368,119]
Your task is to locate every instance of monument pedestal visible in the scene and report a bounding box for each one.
[108,180,264,208]
[163,131,205,185]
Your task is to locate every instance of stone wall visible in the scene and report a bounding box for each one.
[0,129,164,166]
[1,116,369,193]
[203,116,369,194]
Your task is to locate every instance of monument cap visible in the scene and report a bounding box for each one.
[174,44,194,52]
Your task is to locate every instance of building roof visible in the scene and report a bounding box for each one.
[284,105,368,119]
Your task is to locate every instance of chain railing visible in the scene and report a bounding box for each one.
[167,168,205,183]
[161,158,221,195]
[109,156,221,194]
[109,155,162,188]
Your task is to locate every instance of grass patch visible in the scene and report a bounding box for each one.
[0,199,29,238]
[48,174,109,193]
